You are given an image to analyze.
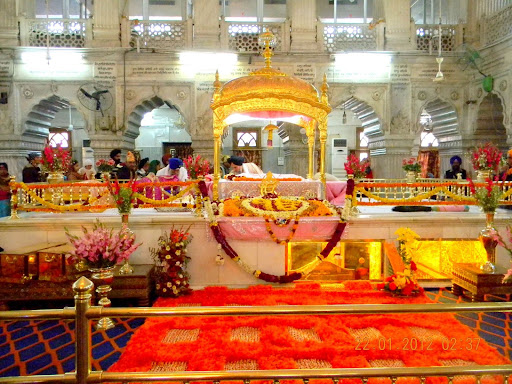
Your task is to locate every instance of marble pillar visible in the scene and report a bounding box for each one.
[383,0,414,51]
[193,0,220,49]
[92,0,121,47]
[0,0,18,46]
[289,0,319,52]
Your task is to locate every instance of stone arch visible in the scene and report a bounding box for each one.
[475,92,506,139]
[127,96,190,139]
[337,96,383,137]
[24,94,88,137]
[417,97,459,138]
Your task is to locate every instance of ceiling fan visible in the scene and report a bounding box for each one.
[77,83,113,117]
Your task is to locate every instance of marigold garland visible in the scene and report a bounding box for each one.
[198,180,350,284]
[264,217,300,245]
[233,177,302,182]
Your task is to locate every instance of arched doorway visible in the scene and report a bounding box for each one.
[327,97,381,178]
[132,97,192,163]
[475,92,506,140]
[417,98,458,176]
[25,95,88,164]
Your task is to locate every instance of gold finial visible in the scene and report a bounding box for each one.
[213,70,221,93]
[260,171,280,196]
[258,31,276,69]
[321,73,329,104]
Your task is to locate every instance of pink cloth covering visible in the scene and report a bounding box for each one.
[217,217,340,241]
[137,176,178,200]
[326,181,347,206]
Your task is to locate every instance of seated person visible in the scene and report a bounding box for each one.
[156,158,188,181]
[500,149,512,181]
[445,155,467,179]
[227,156,264,176]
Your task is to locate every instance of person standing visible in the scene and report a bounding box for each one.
[110,148,124,177]
[137,158,150,178]
[22,152,42,183]
[500,149,512,181]
[117,151,137,179]
[67,160,83,181]
[445,155,467,179]
[0,163,11,217]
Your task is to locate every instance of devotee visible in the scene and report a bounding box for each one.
[147,159,161,175]
[78,159,95,180]
[500,149,512,181]
[117,151,137,179]
[228,156,244,175]
[137,157,150,178]
[220,155,231,177]
[22,152,42,183]
[110,148,123,177]
[444,155,467,179]
[0,162,11,217]
[67,160,83,181]
[156,157,189,181]
[162,153,171,168]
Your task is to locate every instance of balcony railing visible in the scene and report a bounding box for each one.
[220,21,290,52]
[123,19,193,50]
[415,24,463,53]
[482,4,512,46]
[320,23,382,53]
[20,18,92,48]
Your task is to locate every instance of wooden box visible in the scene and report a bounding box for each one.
[38,244,75,281]
[0,243,66,283]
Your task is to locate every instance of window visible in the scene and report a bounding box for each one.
[233,128,261,149]
[129,0,185,21]
[221,0,287,22]
[318,0,373,23]
[36,0,91,19]
[410,0,467,24]
[48,129,70,149]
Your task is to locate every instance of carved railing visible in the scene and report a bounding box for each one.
[482,4,512,46]
[320,22,381,52]
[415,24,463,53]
[9,179,203,217]
[125,19,193,50]
[220,21,290,52]
[19,18,92,48]
[349,179,512,207]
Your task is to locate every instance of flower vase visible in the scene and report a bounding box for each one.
[406,171,416,183]
[89,265,115,330]
[479,212,497,273]
[477,170,492,183]
[47,171,65,184]
[118,214,134,275]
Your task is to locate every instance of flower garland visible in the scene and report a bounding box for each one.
[198,180,351,284]
[150,227,193,297]
[232,177,302,182]
[353,186,472,204]
[264,217,299,245]
[378,228,423,297]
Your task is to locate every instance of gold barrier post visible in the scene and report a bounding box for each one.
[73,276,94,384]
[9,176,19,219]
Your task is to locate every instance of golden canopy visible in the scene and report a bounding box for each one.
[210,31,331,199]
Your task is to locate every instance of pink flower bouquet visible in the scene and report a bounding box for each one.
[66,220,142,269]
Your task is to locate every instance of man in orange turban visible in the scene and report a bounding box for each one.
[500,149,512,181]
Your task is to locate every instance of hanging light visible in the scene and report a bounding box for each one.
[342,105,347,124]
[433,0,444,82]
[264,122,279,148]
[67,105,73,131]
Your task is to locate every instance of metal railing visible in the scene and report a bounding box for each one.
[19,17,92,48]
[0,276,511,384]
[8,178,203,217]
[349,179,512,207]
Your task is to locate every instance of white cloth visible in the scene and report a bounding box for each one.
[156,165,188,181]
[242,162,264,175]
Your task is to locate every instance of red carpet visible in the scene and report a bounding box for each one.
[109,282,509,384]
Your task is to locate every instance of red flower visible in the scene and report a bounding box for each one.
[410,261,417,271]
[388,282,397,291]
[376,283,385,290]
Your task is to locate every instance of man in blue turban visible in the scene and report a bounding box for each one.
[445,155,467,179]
[156,157,188,181]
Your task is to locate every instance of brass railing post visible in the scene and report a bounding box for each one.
[9,175,19,219]
[73,276,94,384]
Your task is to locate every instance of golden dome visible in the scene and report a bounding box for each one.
[213,66,321,107]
